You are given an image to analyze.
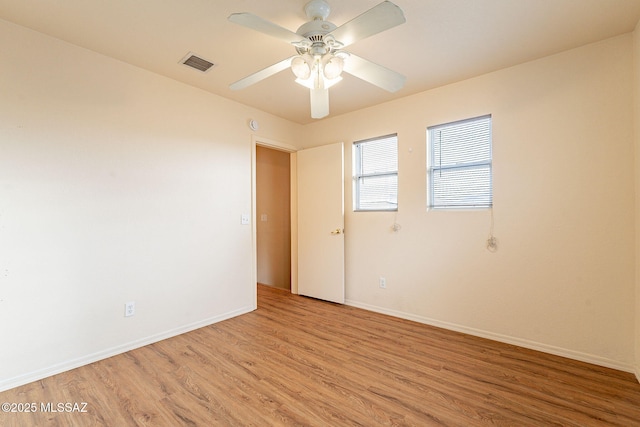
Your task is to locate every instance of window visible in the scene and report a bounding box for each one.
[427,115,492,209]
[353,134,398,211]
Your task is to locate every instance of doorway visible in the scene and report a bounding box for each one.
[256,145,292,291]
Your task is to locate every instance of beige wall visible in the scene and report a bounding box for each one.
[0,19,301,391]
[302,34,636,371]
[256,146,291,289]
[2,14,639,391]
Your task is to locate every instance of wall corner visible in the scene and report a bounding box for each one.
[633,17,640,384]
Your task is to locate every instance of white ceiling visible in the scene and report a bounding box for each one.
[1,0,639,124]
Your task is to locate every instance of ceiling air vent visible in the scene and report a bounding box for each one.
[180,52,215,73]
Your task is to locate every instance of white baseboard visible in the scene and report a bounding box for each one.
[0,305,255,393]
[345,299,635,374]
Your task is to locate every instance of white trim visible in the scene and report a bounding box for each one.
[0,305,254,393]
[252,135,297,153]
[290,152,299,295]
[345,299,635,374]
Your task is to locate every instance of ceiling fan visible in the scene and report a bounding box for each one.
[228,0,406,119]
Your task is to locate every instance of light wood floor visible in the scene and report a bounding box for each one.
[1,284,640,426]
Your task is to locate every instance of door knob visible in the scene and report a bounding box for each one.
[331,228,343,235]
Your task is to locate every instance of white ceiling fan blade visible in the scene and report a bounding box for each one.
[228,13,306,44]
[230,56,295,90]
[310,87,329,119]
[328,1,406,48]
[342,54,405,93]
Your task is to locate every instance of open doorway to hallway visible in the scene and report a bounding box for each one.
[256,145,291,291]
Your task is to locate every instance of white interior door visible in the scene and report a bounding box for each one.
[297,142,344,303]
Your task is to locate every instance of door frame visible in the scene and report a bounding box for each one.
[251,135,299,308]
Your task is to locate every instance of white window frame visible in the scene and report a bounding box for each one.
[427,115,493,210]
[353,134,398,212]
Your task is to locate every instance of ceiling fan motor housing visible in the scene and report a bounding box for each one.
[296,20,336,41]
[297,0,337,49]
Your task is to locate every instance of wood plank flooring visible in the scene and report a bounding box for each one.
[1,284,639,426]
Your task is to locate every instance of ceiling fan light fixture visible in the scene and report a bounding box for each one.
[323,75,342,89]
[322,54,344,80]
[295,75,342,90]
[291,55,312,79]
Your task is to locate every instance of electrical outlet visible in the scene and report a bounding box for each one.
[379,277,386,289]
[124,301,135,317]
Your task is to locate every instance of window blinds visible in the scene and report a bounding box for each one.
[354,134,398,211]
[428,115,492,209]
